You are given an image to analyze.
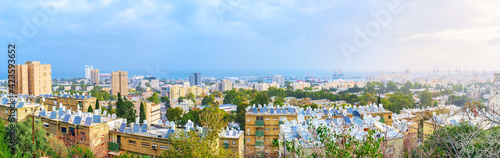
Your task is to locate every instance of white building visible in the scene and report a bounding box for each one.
[85,65,93,79]
[272,75,285,87]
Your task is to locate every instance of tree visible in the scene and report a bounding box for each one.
[69,144,94,158]
[166,107,183,123]
[139,102,146,123]
[145,82,151,87]
[135,85,145,92]
[0,120,12,157]
[147,93,160,104]
[116,93,124,116]
[202,95,216,105]
[250,92,269,106]
[212,91,223,98]
[433,101,438,107]
[95,99,100,110]
[5,119,51,157]
[88,105,94,112]
[116,93,137,124]
[161,106,233,157]
[186,93,196,103]
[419,90,433,107]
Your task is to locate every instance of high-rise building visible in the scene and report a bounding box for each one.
[189,73,201,86]
[85,65,93,79]
[272,75,285,87]
[112,71,128,96]
[12,61,52,96]
[216,79,232,92]
[91,69,100,85]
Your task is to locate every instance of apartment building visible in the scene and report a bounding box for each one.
[0,96,45,122]
[91,69,100,85]
[220,129,245,158]
[244,105,298,156]
[12,61,52,96]
[38,93,97,112]
[112,71,128,96]
[36,108,125,157]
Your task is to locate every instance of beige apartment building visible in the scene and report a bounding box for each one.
[112,71,128,96]
[12,61,52,96]
[144,101,161,125]
[91,69,100,85]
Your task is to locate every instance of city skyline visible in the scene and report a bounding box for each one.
[2,0,500,74]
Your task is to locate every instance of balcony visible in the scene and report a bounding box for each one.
[255,120,264,127]
[255,130,264,137]
[255,141,265,147]
[108,142,120,152]
[223,143,229,149]
[279,121,284,125]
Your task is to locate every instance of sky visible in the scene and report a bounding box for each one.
[1,0,500,76]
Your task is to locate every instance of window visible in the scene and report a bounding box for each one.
[265,138,270,141]
[247,118,250,122]
[233,141,235,145]
[69,127,75,136]
[273,118,278,120]
[160,145,169,150]
[247,128,250,135]
[257,116,263,121]
[247,138,250,142]
[273,128,279,131]
[43,123,49,128]
[129,140,136,145]
[142,142,150,147]
[61,127,67,133]
[265,118,270,120]
[265,128,270,130]
[388,115,391,119]
[224,140,228,143]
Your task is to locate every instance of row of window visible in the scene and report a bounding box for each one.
[127,140,169,150]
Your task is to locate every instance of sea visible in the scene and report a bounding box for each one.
[1,70,379,81]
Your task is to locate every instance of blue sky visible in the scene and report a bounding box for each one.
[1,0,500,76]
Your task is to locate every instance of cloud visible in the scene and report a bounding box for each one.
[1,0,499,75]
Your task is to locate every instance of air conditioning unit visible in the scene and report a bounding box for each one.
[152,144,157,150]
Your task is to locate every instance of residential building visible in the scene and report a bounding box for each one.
[244,105,298,156]
[290,82,310,90]
[170,99,195,113]
[108,120,244,157]
[187,86,203,97]
[35,108,125,158]
[112,71,128,96]
[220,129,245,158]
[38,93,97,112]
[272,75,285,87]
[198,104,237,113]
[216,79,232,92]
[143,101,161,125]
[169,86,185,100]
[379,70,410,82]
[91,69,100,85]
[189,73,202,86]
[85,65,93,79]
[12,61,52,96]
[0,96,45,122]
[141,76,160,89]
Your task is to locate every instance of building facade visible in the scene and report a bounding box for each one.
[12,61,52,96]
[112,71,129,96]
[245,105,298,156]
[272,75,285,87]
[216,79,232,92]
[189,73,202,86]
[91,69,100,85]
